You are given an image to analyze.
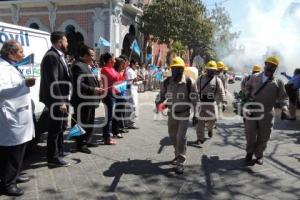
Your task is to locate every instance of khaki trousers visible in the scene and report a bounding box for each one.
[167,112,189,164]
[196,103,217,140]
[245,112,274,158]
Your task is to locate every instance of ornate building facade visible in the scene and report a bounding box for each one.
[0,0,144,57]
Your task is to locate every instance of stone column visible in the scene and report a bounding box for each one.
[48,2,57,32]
[11,4,20,25]
[112,6,122,56]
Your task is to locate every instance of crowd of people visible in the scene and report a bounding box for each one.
[0,30,299,196]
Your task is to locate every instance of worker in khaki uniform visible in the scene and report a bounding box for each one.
[244,56,289,165]
[241,64,261,93]
[215,61,227,119]
[194,61,226,144]
[155,56,198,174]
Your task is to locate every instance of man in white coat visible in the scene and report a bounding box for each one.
[125,59,140,129]
[0,40,35,196]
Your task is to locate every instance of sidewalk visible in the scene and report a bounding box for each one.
[0,91,299,200]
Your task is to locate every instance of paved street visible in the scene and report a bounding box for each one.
[1,82,299,200]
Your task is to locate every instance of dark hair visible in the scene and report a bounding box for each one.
[119,54,128,61]
[130,59,136,66]
[114,58,123,72]
[294,68,300,75]
[78,45,93,58]
[50,31,66,44]
[101,52,113,64]
[0,40,19,57]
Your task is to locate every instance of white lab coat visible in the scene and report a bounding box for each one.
[0,58,35,146]
[126,67,138,108]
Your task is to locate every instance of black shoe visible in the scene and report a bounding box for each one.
[119,129,129,133]
[59,152,71,157]
[286,117,296,121]
[255,157,263,165]
[127,125,139,129]
[194,139,205,145]
[208,131,213,138]
[175,164,184,174]
[16,175,30,183]
[245,153,253,165]
[170,157,177,165]
[48,158,70,167]
[78,145,91,154]
[3,185,24,196]
[86,142,99,147]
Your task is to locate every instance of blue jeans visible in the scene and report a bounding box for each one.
[102,93,116,140]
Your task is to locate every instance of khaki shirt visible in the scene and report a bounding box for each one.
[197,75,226,103]
[156,75,198,114]
[245,72,288,113]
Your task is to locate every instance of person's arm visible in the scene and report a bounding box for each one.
[43,54,65,103]
[189,79,199,108]
[0,71,29,98]
[216,77,227,104]
[281,72,292,80]
[277,79,289,111]
[155,79,167,106]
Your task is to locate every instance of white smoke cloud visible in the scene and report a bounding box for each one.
[222,0,300,74]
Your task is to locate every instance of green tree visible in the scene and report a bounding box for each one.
[140,0,214,59]
[209,3,240,59]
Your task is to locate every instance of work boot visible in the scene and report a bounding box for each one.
[193,139,205,145]
[2,184,24,196]
[245,153,253,165]
[170,157,177,165]
[175,164,184,174]
[255,157,263,165]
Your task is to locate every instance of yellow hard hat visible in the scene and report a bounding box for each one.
[217,61,225,70]
[170,56,185,68]
[265,56,279,66]
[205,60,217,70]
[252,64,261,72]
[224,66,229,71]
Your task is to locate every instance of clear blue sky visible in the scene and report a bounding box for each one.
[202,0,249,35]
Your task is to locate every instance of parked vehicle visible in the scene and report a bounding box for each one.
[228,74,235,84]
[234,72,243,81]
[0,22,51,144]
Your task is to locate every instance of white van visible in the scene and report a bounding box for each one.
[0,21,51,118]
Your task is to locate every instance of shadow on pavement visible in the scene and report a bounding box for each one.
[157,136,172,154]
[103,159,174,192]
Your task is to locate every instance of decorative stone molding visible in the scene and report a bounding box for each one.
[113,7,122,24]
[92,8,106,22]
[11,4,20,24]
[48,2,57,31]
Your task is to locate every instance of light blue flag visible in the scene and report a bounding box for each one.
[130,39,140,56]
[113,81,128,96]
[67,124,86,140]
[15,53,34,67]
[146,53,152,62]
[98,36,111,47]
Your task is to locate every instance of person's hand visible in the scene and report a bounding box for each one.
[95,87,105,95]
[59,103,68,113]
[25,77,36,87]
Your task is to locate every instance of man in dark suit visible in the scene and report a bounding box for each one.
[70,45,102,154]
[40,31,71,167]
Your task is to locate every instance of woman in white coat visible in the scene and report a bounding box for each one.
[0,40,35,196]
